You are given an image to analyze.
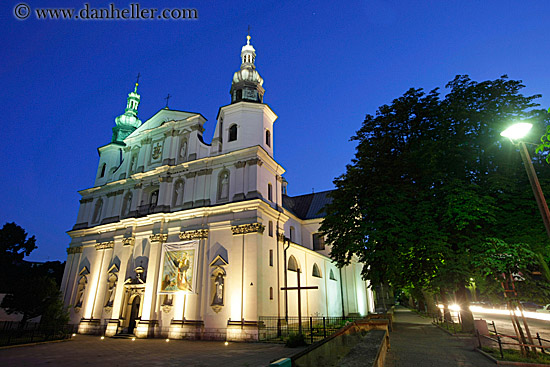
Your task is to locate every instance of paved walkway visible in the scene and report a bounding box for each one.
[0,336,301,367]
[385,307,493,367]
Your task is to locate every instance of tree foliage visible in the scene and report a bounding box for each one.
[321,75,550,327]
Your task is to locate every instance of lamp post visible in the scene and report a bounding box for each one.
[501,122,550,239]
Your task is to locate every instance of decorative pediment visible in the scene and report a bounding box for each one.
[78,266,90,276]
[209,254,228,267]
[179,229,209,240]
[150,234,168,243]
[107,264,119,274]
[231,223,265,235]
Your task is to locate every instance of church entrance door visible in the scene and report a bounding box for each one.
[128,295,141,334]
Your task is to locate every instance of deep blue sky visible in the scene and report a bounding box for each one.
[2,0,550,262]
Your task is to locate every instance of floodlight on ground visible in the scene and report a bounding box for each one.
[501,122,533,140]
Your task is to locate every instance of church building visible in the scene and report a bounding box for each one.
[60,35,374,341]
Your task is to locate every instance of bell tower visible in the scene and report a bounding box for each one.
[230,35,265,104]
[213,35,277,158]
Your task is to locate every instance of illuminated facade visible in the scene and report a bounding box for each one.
[60,36,374,340]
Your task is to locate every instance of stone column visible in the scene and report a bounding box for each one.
[183,172,196,208]
[246,158,263,199]
[105,237,134,336]
[232,161,246,201]
[136,235,165,338]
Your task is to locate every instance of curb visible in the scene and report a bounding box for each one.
[0,338,72,350]
[475,348,550,366]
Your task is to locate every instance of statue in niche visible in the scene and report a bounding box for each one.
[129,155,137,174]
[173,181,184,207]
[104,272,118,308]
[210,266,226,313]
[122,193,132,216]
[212,273,224,306]
[179,140,187,160]
[219,172,229,200]
[74,275,87,312]
[92,200,103,223]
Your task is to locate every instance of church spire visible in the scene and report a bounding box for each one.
[230,34,264,104]
[112,76,142,143]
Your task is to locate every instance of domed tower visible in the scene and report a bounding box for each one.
[213,35,277,158]
[112,82,142,143]
[230,35,265,104]
[95,81,143,186]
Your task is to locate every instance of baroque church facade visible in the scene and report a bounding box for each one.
[60,36,374,341]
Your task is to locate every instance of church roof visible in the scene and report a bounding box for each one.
[282,190,334,220]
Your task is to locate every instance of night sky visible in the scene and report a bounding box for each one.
[2,0,550,262]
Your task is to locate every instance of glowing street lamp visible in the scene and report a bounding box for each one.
[501,122,550,238]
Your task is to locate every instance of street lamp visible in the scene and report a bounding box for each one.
[501,122,550,239]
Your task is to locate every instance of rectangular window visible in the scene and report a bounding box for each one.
[269,249,273,266]
[269,221,273,237]
[313,233,325,251]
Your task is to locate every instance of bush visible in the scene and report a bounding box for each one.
[285,333,307,347]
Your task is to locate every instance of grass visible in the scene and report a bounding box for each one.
[481,346,550,364]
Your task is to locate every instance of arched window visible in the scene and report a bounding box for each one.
[172,179,185,207]
[269,287,273,300]
[92,198,103,223]
[121,192,133,217]
[99,163,106,178]
[218,170,230,200]
[287,255,299,272]
[268,183,273,201]
[268,221,273,237]
[266,130,271,147]
[312,263,322,278]
[329,269,336,281]
[228,124,237,142]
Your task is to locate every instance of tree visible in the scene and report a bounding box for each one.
[1,273,65,325]
[0,222,37,292]
[321,75,550,332]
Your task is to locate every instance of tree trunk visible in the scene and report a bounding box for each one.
[456,283,475,333]
[439,289,452,322]
[422,289,438,315]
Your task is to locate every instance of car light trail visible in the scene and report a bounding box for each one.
[469,306,550,321]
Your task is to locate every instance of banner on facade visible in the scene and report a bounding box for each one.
[158,241,198,294]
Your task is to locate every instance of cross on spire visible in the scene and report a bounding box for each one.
[164,93,171,109]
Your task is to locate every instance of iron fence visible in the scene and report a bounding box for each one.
[477,320,550,358]
[258,316,365,344]
[0,321,78,346]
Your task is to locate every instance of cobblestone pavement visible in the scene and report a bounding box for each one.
[0,336,301,367]
[385,307,494,367]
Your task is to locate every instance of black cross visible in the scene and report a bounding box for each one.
[135,72,141,84]
[164,93,171,109]
[281,267,318,334]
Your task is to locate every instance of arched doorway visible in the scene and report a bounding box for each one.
[128,295,141,334]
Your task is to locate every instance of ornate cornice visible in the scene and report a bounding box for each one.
[184,171,197,179]
[159,175,173,183]
[95,241,114,250]
[134,183,143,189]
[67,246,83,255]
[122,237,135,247]
[276,175,284,183]
[179,229,209,240]
[79,198,93,204]
[141,137,153,145]
[231,223,265,235]
[150,234,168,243]
[234,161,246,169]
[123,146,132,152]
[277,233,285,242]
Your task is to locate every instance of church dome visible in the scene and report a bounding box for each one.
[232,68,263,86]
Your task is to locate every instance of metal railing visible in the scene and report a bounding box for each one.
[477,320,550,358]
[0,322,78,346]
[258,316,365,344]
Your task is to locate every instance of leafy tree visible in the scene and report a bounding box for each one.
[321,75,550,332]
[0,222,37,292]
[1,274,65,325]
